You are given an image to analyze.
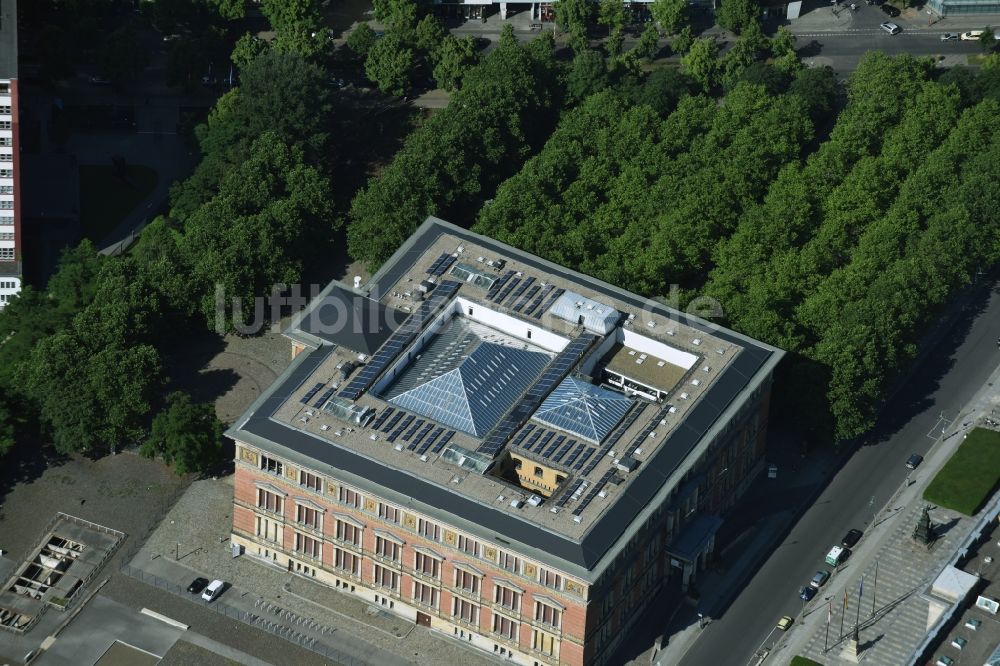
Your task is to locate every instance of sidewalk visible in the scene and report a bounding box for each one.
[773,361,1000,665]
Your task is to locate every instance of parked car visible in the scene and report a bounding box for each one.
[187,577,209,594]
[799,586,817,601]
[941,32,959,40]
[825,545,851,566]
[880,21,901,34]
[777,615,794,631]
[906,453,924,469]
[881,3,901,15]
[961,30,985,40]
[201,579,225,602]
[810,570,831,588]
[842,528,863,548]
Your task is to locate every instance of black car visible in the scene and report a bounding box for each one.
[799,586,817,601]
[842,528,863,548]
[187,577,209,594]
[906,453,924,469]
[881,4,901,16]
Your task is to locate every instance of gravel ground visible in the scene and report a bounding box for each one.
[0,452,186,564]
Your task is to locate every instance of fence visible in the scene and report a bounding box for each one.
[120,563,368,666]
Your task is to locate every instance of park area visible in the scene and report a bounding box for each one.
[79,164,158,244]
[924,427,1000,516]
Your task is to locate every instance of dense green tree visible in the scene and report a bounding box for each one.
[183,132,335,328]
[672,25,695,54]
[634,24,661,62]
[567,49,609,102]
[556,0,593,36]
[628,68,693,115]
[681,37,719,90]
[432,36,479,91]
[717,0,759,34]
[365,34,416,96]
[231,32,269,69]
[414,15,447,52]
[260,0,326,58]
[598,0,627,35]
[141,391,224,474]
[788,65,839,121]
[206,0,245,19]
[979,27,996,51]
[0,403,13,456]
[771,25,797,58]
[347,23,378,56]
[651,0,687,33]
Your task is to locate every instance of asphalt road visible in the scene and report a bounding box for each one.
[795,30,984,63]
[682,278,1000,666]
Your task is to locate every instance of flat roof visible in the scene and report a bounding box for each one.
[605,343,687,393]
[229,217,782,578]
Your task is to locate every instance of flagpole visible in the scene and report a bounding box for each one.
[825,600,831,652]
[841,588,847,638]
[855,576,863,630]
[871,560,878,617]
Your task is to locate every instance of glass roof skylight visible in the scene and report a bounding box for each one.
[382,318,551,436]
[532,377,633,443]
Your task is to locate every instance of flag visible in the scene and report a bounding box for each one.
[859,577,864,598]
[828,600,832,623]
[844,589,849,612]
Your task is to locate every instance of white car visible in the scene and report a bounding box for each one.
[201,579,225,602]
[881,22,901,34]
[960,30,985,40]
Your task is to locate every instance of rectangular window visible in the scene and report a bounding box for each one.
[0,83,9,93]
[0,216,12,224]
[494,585,520,612]
[0,169,12,178]
[0,201,12,209]
[334,548,361,576]
[0,186,13,194]
[257,488,283,514]
[0,138,11,147]
[299,471,322,493]
[255,515,280,542]
[260,455,283,476]
[294,532,320,559]
[417,518,440,541]
[453,598,479,624]
[296,504,321,530]
[0,154,11,161]
[492,613,518,641]
[0,232,12,241]
[414,551,440,578]
[0,121,11,130]
[533,629,556,655]
[535,601,562,629]
[375,535,400,562]
[455,569,480,594]
[499,552,520,573]
[538,568,562,590]
[0,106,11,114]
[336,520,361,546]
[373,563,399,591]
[378,503,400,524]
[457,535,480,557]
[413,581,438,607]
[338,486,361,508]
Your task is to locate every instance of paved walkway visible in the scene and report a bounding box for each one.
[774,361,1000,665]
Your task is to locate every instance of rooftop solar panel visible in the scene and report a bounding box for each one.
[431,254,457,277]
[370,407,395,430]
[493,277,520,304]
[512,285,540,312]
[535,431,555,454]
[543,434,566,459]
[312,387,336,408]
[431,430,455,454]
[535,288,565,319]
[401,418,423,441]
[382,411,404,433]
[553,439,575,463]
[573,447,596,470]
[573,469,618,515]
[485,271,515,301]
[339,281,460,400]
[418,428,444,455]
[387,422,408,442]
[563,442,586,466]
[524,430,542,450]
[555,478,587,508]
[504,276,535,307]
[523,284,554,317]
[409,423,434,450]
[621,403,673,458]
[426,252,451,275]
[509,423,535,449]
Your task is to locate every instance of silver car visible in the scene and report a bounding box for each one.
[810,570,831,588]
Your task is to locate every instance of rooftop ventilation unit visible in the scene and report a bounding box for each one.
[692,338,702,346]
[679,392,689,400]
[527,495,543,507]
[616,456,640,472]
[510,499,525,509]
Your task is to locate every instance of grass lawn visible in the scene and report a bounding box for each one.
[790,657,823,666]
[924,427,1000,515]
[78,165,159,244]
